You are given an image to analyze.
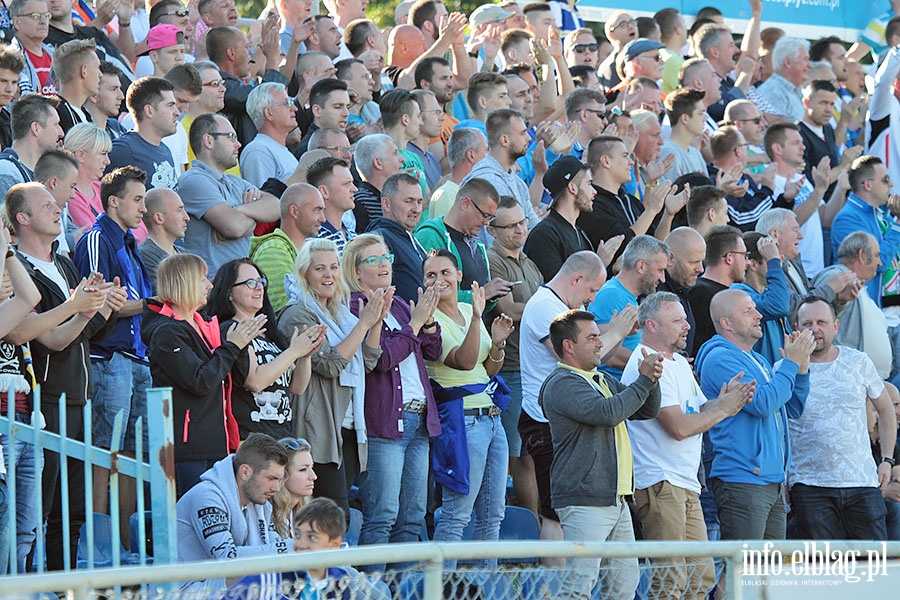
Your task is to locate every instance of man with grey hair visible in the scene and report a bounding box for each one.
[812,232,893,378]
[249,183,326,311]
[694,288,813,541]
[693,22,746,123]
[757,37,812,123]
[428,127,487,220]
[589,234,670,379]
[755,207,857,319]
[622,291,752,599]
[369,173,428,302]
[353,133,403,234]
[241,82,301,188]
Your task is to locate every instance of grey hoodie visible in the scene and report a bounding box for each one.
[176,455,291,592]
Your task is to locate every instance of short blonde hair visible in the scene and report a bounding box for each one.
[341,233,388,294]
[64,123,113,156]
[157,253,208,311]
[293,238,347,319]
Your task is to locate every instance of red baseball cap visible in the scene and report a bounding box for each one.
[146,24,184,52]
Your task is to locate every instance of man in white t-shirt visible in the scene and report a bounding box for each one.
[764,121,838,279]
[621,291,752,599]
[518,250,635,558]
[789,296,896,540]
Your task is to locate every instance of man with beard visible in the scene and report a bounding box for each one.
[688,226,748,356]
[522,156,596,281]
[106,77,179,190]
[465,108,540,246]
[589,234,670,379]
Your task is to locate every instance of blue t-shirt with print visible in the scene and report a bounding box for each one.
[107,131,178,190]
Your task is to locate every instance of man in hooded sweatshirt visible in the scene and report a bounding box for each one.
[176,433,292,592]
[694,288,813,541]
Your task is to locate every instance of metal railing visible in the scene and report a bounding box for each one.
[0,386,177,574]
[0,540,897,599]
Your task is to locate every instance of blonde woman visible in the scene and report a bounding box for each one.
[342,233,441,570]
[64,123,149,243]
[142,253,265,497]
[277,238,388,518]
[270,437,317,540]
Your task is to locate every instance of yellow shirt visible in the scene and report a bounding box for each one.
[182,114,242,177]
[558,363,634,495]
[428,303,493,409]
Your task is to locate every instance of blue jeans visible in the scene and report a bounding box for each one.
[358,411,430,571]
[499,370,523,457]
[91,354,150,452]
[791,484,887,540]
[0,412,41,573]
[433,414,508,570]
[0,479,8,573]
[885,499,900,540]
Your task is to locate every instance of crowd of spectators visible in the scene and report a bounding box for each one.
[0,0,898,597]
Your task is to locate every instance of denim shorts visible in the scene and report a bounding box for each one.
[91,353,150,452]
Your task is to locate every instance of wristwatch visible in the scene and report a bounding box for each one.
[883,456,896,466]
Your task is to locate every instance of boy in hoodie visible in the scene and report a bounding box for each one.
[694,288,814,541]
[176,433,292,593]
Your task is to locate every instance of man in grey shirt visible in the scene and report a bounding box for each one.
[177,114,279,276]
[139,188,189,293]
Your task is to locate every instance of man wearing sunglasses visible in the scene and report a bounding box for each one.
[606,38,665,103]
[563,28,599,69]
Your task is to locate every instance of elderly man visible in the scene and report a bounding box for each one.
[757,37,811,123]
[241,82,300,188]
[659,227,706,356]
[541,308,661,600]
[756,208,856,319]
[694,289,813,541]
[812,232,893,379]
[353,134,403,234]
[790,297,894,540]
[606,37,665,102]
[589,234,669,380]
[694,23,746,122]
[622,292,752,599]
[178,114,279,276]
[249,183,326,311]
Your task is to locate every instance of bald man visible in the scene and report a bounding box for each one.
[694,288,813,541]
[384,16,470,90]
[140,188,190,293]
[249,183,327,311]
[659,227,706,355]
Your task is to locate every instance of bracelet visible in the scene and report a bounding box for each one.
[422,321,437,330]
[488,348,505,363]
[468,50,479,58]
[120,21,131,27]
[491,340,506,349]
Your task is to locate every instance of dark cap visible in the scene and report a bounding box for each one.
[622,38,665,62]
[543,155,586,202]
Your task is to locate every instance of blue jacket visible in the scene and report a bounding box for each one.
[73,213,152,360]
[366,216,426,303]
[831,193,900,307]
[694,335,809,485]
[731,258,791,365]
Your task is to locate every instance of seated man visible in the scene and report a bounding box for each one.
[177,433,291,593]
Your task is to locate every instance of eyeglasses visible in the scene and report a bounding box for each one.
[573,43,599,53]
[584,108,606,117]
[17,11,51,20]
[736,142,753,149]
[469,198,496,224]
[734,117,763,125]
[281,437,311,451]
[162,8,190,17]
[322,145,351,154]
[421,108,445,117]
[202,79,226,88]
[490,218,527,230]
[721,251,751,259]
[233,277,268,289]
[357,253,395,266]
[208,131,238,141]
[610,19,636,32]
[270,99,294,108]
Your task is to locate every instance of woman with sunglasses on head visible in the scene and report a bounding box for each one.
[277,238,389,518]
[341,234,442,569]
[423,249,514,569]
[206,258,327,441]
[270,437,317,540]
[142,254,266,497]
